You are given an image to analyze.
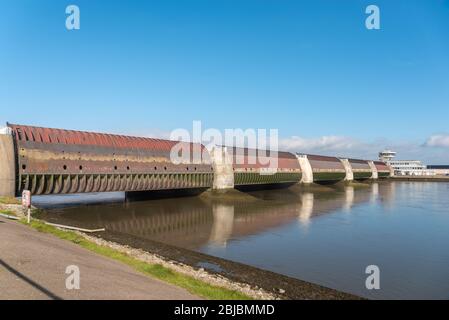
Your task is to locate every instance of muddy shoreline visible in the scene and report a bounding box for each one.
[96,228,361,300]
[3,186,365,300]
[11,203,362,300]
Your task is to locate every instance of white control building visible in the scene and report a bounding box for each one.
[378,150,434,176]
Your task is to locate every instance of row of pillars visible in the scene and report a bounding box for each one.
[299,155,378,184]
[210,147,386,190]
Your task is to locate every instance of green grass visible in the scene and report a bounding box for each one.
[0,209,17,216]
[30,208,45,219]
[21,219,251,300]
[0,197,20,205]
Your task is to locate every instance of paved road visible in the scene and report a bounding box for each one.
[0,217,199,300]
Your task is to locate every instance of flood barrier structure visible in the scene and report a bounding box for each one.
[347,158,373,180]
[0,123,391,197]
[305,154,347,184]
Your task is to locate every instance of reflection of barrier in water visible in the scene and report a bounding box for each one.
[298,193,314,227]
[370,183,379,204]
[45,183,388,251]
[343,186,355,212]
[378,181,396,210]
[209,203,234,247]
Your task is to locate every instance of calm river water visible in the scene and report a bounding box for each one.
[34,181,449,299]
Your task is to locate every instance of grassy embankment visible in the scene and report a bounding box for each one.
[0,197,21,205]
[0,209,17,216]
[16,213,251,300]
[0,197,21,217]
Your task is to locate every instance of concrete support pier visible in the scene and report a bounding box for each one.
[0,127,16,197]
[368,161,378,179]
[340,159,354,181]
[389,166,395,177]
[210,146,234,190]
[296,155,313,184]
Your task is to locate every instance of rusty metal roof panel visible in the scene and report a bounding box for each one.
[229,147,301,170]
[7,123,203,152]
[374,161,390,171]
[8,124,213,192]
[306,154,342,162]
[305,154,345,171]
[348,158,371,170]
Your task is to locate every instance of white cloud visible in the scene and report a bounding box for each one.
[424,135,449,148]
[113,128,172,140]
[278,135,383,160]
[118,127,449,163]
[279,135,360,153]
[279,134,449,163]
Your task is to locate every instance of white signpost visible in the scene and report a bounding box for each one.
[22,190,31,223]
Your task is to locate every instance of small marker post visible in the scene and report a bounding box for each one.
[22,190,31,223]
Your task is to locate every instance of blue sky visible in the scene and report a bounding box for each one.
[1,0,449,162]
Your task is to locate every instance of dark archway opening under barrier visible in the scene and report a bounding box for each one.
[125,188,209,202]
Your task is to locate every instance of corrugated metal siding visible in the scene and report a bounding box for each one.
[307,154,345,171]
[348,158,371,170]
[9,123,207,153]
[8,124,213,195]
[374,161,390,172]
[230,147,301,170]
